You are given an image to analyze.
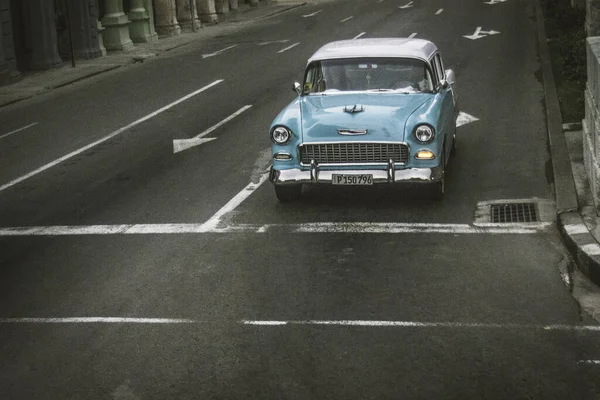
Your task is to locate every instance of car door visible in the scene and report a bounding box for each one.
[431,53,454,162]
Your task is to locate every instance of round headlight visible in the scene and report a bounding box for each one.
[414,125,435,143]
[271,126,291,144]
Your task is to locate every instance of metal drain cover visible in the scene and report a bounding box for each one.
[490,203,538,223]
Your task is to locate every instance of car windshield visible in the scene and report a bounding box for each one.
[303,57,434,94]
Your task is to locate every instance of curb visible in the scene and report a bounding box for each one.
[558,212,600,285]
[0,65,122,109]
[535,0,600,287]
[534,0,578,214]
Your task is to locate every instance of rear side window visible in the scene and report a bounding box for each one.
[432,54,445,84]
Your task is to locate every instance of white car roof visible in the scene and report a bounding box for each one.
[307,38,438,64]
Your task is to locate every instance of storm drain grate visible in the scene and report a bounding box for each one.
[490,203,538,223]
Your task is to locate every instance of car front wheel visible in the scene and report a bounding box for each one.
[275,185,302,202]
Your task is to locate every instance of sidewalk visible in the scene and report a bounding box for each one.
[560,129,600,286]
[0,0,305,109]
[534,0,600,318]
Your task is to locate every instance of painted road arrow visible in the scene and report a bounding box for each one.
[173,105,253,154]
[456,112,479,128]
[463,27,501,40]
[398,1,414,9]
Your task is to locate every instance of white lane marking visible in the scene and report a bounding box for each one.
[582,243,600,256]
[277,43,300,53]
[202,45,238,59]
[302,10,322,17]
[173,105,253,154]
[456,111,480,127]
[340,16,354,23]
[2,318,599,332]
[398,1,414,9]
[0,122,39,141]
[258,40,289,46]
[0,80,224,194]
[484,0,507,4]
[464,27,501,40]
[0,221,550,236]
[435,8,443,15]
[408,32,417,38]
[201,174,270,231]
[564,224,589,235]
[353,32,366,40]
[578,360,600,365]
[242,320,600,331]
[377,0,384,3]
[290,222,548,234]
[0,317,195,324]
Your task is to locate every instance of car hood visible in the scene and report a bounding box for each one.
[300,92,432,142]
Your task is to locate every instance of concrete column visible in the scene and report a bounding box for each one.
[143,0,159,42]
[214,0,229,15]
[196,0,218,23]
[176,0,201,31]
[0,28,10,86]
[67,0,102,59]
[228,0,239,12]
[101,0,134,51]
[0,0,19,84]
[26,0,63,70]
[587,0,600,36]
[155,0,181,36]
[128,0,156,42]
[93,0,106,56]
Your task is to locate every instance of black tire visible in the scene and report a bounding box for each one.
[275,185,302,202]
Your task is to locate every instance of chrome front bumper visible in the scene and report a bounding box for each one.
[270,164,443,185]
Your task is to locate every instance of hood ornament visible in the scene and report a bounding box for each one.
[338,129,368,136]
[343,104,365,114]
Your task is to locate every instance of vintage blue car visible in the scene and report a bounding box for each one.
[269,38,458,202]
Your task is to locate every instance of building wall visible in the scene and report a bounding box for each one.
[0,0,19,81]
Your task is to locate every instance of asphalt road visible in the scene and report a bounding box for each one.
[1,0,600,398]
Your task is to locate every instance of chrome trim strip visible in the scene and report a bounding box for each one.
[299,162,407,167]
[299,141,409,146]
[337,129,368,136]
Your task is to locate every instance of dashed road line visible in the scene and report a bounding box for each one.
[302,10,322,17]
[435,8,443,15]
[578,360,600,365]
[0,122,39,141]
[409,32,417,38]
[202,45,238,59]
[0,80,225,194]
[340,16,354,23]
[353,32,366,39]
[277,42,300,53]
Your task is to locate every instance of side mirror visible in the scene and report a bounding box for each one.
[445,69,456,85]
[437,79,449,92]
[293,82,302,95]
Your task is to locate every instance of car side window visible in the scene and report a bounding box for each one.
[432,54,445,85]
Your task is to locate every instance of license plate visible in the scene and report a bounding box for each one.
[331,174,374,185]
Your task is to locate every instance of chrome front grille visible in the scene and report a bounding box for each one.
[299,142,409,165]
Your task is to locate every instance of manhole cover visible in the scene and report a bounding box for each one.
[490,203,538,223]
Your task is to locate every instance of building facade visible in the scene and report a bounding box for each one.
[0,0,246,86]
